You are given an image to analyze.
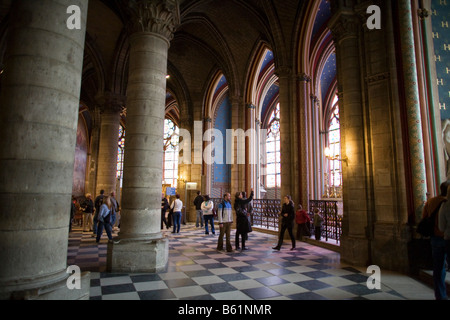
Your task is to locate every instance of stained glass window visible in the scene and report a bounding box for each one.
[163,119,179,188]
[266,103,281,189]
[327,95,342,192]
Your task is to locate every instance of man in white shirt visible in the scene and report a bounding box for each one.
[170,194,183,233]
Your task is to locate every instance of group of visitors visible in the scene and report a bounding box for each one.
[162,189,325,253]
[70,190,120,243]
[161,193,184,234]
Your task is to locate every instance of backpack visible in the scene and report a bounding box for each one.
[417,202,443,237]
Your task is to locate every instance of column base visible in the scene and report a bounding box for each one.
[340,235,370,267]
[371,222,411,273]
[0,271,90,300]
[107,235,169,273]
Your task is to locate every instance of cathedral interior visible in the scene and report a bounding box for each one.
[0,0,449,300]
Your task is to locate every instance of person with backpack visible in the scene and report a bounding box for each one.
[421,181,449,300]
[170,194,183,234]
[193,191,205,228]
[201,195,215,235]
[217,193,233,252]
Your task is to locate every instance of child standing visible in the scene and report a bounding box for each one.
[313,208,324,241]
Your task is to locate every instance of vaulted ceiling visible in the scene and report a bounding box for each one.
[82,0,314,114]
[0,0,335,126]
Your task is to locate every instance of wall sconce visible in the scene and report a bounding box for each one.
[324,147,348,165]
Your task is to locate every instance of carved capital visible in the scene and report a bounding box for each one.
[127,0,180,41]
[329,14,360,43]
[298,73,311,82]
[274,66,292,78]
[96,91,127,115]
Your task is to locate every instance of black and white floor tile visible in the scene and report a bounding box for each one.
[67,223,435,300]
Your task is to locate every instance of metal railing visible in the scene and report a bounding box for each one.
[211,198,281,232]
[210,198,342,243]
[251,199,281,231]
[308,200,342,243]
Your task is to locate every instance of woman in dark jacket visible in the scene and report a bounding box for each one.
[273,195,296,251]
[234,189,254,250]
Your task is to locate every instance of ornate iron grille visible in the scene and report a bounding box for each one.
[308,200,342,243]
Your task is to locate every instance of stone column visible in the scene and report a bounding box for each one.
[107,0,179,273]
[276,67,294,202]
[85,107,101,196]
[245,103,256,192]
[329,7,371,266]
[297,73,311,211]
[0,0,89,299]
[95,94,123,196]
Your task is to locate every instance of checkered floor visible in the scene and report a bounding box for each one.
[67,223,435,300]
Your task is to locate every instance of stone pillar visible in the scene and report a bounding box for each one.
[230,95,245,197]
[276,67,294,202]
[203,117,213,195]
[85,107,101,197]
[297,73,311,211]
[95,94,123,196]
[0,0,89,299]
[107,0,179,273]
[245,103,256,192]
[329,7,371,266]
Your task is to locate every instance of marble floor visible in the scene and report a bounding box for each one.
[67,223,436,300]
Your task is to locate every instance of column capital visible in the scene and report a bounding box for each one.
[126,0,180,41]
[274,66,292,78]
[297,73,311,82]
[328,13,360,43]
[95,91,126,115]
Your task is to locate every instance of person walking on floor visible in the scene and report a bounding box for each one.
[217,193,233,252]
[273,195,296,251]
[170,194,183,234]
[202,195,215,235]
[425,181,449,300]
[96,195,114,243]
[194,191,204,228]
[234,189,254,250]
